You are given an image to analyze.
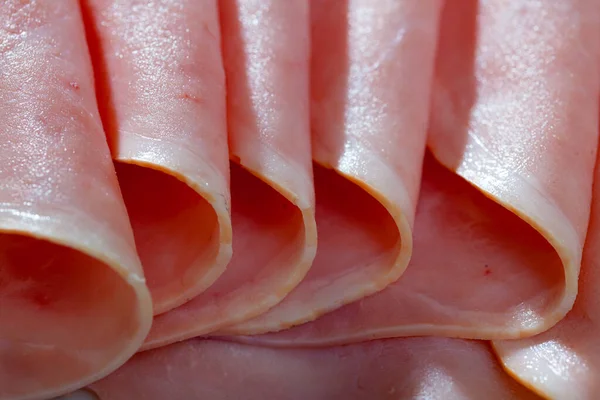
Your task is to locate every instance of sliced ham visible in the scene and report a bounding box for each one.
[87,338,540,400]
[225,0,442,336]
[81,0,232,315]
[5,0,598,398]
[0,1,152,399]
[493,113,600,397]
[141,0,317,349]
[233,0,599,346]
[426,0,598,337]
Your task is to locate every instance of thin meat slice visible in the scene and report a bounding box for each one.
[87,338,539,400]
[426,0,598,337]
[141,0,316,349]
[492,134,600,398]
[230,153,567,345]
[81,0,232,315]
[226,0,442,335]
[0,1,152,399]
[235,0,599,346]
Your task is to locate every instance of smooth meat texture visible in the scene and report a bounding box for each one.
[427,0,599,336]
[227,0,442,335]
[235,0,599,346]
[231,153,571,345]
[82,0,232,315]
[0,1,152,399]
[142,0,317,349]
[493,122,600,399]
[6,0,600,398]
[88,338,540,400]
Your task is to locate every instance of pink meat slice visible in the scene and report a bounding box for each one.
[235,0,599,346]
[87,338,540,400]
[427,0,597,336]
[141,0,317,349]
[225,0,443,336]
[81,0,232,315]
[492,130,600,397]
[0,1,152,399]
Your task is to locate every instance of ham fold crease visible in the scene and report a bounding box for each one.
[227,0,441,336]
[82,0,232,315]
[5,0,600,399]
[493,114,600,398]
[142,0,317,349]
[0,1,152,399]
[235,0,599,347]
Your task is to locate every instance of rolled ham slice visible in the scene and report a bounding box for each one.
[236,0,598,346]
[427,0,599,336]
[226,0,442,335]
[81,0,232,315]
[493,112,600,397]
[141,0,317,349]
[0,1,152,399]
[87,338,540,400]
[425,0,598,337]
[492,172,600,400]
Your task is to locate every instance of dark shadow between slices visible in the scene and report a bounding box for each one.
[230,154,565,347]
[225,162,403,335]
[115,162,221,315]
[141,161,309,349]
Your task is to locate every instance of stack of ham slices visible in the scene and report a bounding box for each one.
[1,0,599,399]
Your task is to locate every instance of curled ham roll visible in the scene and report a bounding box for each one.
[493,100,600,398]
[0,1,152,399]
[228,0,441,336]
[238,0,600,347]
[82,0,232,315]
[143,0,317,349]
[5,0,600,399]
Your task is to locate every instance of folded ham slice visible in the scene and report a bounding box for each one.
[493,170,600,400]
[141,0,317,349]
[493,107,600,397]
[87,338,540,400]
[236,0,598,346]
[81,0,232,315]
[419,0,597,338]
[224,0,442,336]
[0,1,152,399]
